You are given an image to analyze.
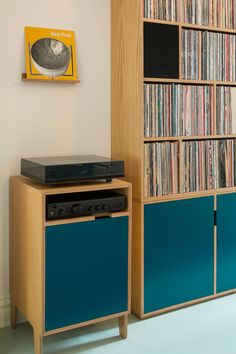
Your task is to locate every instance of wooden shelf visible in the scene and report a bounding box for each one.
[143,18,236,35]
[45,216,95,227]
[45,211,130,227]
[13,176,131,196]
[144,135,236,142]
[21,73,80,84]
[112,0,236,321]
[143,77,236,86]
[10,176,132,346]
[143,186,236,204]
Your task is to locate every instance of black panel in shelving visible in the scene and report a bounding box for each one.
[144,22,179,79]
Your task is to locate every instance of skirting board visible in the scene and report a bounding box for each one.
[0,294,25,328]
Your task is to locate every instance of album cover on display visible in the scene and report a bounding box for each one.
[25,26,77,81]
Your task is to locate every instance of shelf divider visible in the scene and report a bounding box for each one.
[179,25,182,80]
[144,134,236,142]
[143,18,236,35]
[143,77,236,86]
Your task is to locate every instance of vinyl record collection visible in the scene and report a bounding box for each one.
[144,142,179,197]
[182,30,200,80]
[182,29,236,81]
[143,1,236,199]
[143,0,213,25]
[144,84,214,137]
[182,139,236,192]
[144,139,236,197]
[215,0,236,29]
[216,86,236,134]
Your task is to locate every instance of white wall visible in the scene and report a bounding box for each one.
[0,0,111,327]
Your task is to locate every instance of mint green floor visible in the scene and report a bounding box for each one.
[1,295,236,354]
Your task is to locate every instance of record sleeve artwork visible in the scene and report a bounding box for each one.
[25,26,77,81]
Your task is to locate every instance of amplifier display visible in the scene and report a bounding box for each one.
[46,190,126,221]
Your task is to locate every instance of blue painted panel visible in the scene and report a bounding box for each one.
[45,216,128,331]
[217,193,236,293]
[144,197,214,314]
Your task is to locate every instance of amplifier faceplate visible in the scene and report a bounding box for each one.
[46,191,126,221]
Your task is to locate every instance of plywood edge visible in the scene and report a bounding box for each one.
[131,201,144,317]
[10,178,44,333]
[111,0,143,200]
[44,311,129,336]
[142,289,236,318]
[10,176,131,195]
[143,186,236,203]
[143,18,236,35]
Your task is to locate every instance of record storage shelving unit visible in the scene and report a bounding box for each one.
[111,0,236,319]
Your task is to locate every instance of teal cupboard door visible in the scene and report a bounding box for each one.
[217,193,236,293]
[45,216,128,331]
[144,197,214,314]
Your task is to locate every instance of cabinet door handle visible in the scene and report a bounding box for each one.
[45,215,95,226]
[95,212,129,219]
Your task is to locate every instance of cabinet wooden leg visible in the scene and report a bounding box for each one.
[119,315,128,339]
[34,329,43,354]
[10,303,17,329]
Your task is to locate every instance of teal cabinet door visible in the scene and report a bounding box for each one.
[45,216,128,331]
[144,197,214,314]
[217,193,236,293]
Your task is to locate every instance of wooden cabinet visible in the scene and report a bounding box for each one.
[144,197,214,314]
[111,0,236,319]
[10,176,132,354]
[45,217,129,331]
[217,193,236,293]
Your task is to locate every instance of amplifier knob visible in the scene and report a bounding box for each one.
[102,204,109,210]
[58,209,64,215]
[95,205,101,211]
[71,204,83,214]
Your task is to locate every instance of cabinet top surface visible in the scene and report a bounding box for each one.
[10,176,131,195]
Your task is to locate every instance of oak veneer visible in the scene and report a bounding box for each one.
[10,176,132,354]
[111,0,236,318]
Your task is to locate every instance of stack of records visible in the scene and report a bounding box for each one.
[143,0,213,25]
[144,142,179,197]
[182,139,236,192]
[216,86,236,134]
[182,29,236,81]
[144,84,214,137]
[215,0,236,29]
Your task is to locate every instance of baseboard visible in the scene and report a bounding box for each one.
[0,294,11,328]
[0,294,26,328]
